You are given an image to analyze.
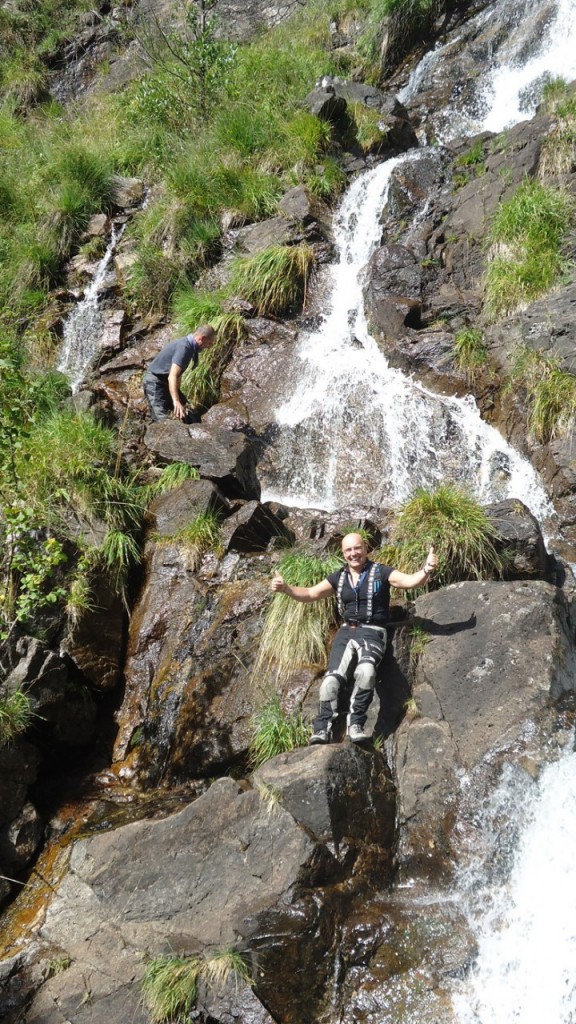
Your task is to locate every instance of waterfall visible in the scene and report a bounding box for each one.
[57,224,122,393]
[399,0,576,138]
[261,157,552,524]
[452,742,576,1023]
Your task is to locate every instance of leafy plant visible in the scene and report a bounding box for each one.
[0,689,34,745]
[248,694,310,769]
[484,178,573,318]
[392,484,505,586]
[254,549,342,684]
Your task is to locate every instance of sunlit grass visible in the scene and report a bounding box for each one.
[391,484,505,587]
[484,179,573,319]
[254,550,342,684]
[249,694,310,769]
[510,347,576,442]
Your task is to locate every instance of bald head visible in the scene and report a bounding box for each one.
[341,533,369,571]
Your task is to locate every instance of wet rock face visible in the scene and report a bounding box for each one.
[16,748,395,1024]
[393,579,576,877]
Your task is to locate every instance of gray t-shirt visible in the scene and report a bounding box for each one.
[148,335,199,376]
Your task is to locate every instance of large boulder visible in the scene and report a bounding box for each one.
[144,421,261,500]
[10,747,397,1024]
[393,579,576,877]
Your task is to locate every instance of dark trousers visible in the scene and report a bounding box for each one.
[143,371,200,423]
[313,624,387,732]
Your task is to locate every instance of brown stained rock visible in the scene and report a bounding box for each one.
[232,216,303,255]
[144,420,261,500]
[27,777,338,1024]
[61,573,126,691]
[112,539,203,763]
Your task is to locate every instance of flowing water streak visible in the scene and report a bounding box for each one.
[399,0,576,137]
[57,224,123,392]
[453,743,576,1023]
[263,157,552,524]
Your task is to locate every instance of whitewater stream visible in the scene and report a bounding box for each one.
[57,224,122,392]
[452,742,576,1023]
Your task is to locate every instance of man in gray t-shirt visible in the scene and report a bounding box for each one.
[143,324,216,423]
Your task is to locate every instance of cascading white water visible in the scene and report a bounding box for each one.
[399,0,576,137]
[57,224,122,393]
[262,157,552,524]
[452,742,576,1023]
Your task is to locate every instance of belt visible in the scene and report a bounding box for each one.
[344,622,385,631]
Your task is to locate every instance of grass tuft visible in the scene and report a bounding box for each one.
[0,689,34,745]
[484,178,573,319]
[510,347,576,442]
[392,484,505,587]
[141,948,252,1022]
[230,243,316,317]
[254,550,342,684]
[454,328,487,382]
[248,694,310,769]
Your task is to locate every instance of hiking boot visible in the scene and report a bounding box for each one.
[309,728,331,745]
[349,723,370,742]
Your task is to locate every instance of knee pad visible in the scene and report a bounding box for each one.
[355,660,377,691]
[319,673,340,704]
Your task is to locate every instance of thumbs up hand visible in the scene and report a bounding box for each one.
[424,545,438,575]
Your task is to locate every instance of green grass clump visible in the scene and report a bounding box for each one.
[454,328,487,382]
[484,178,573,319]
[539,80,576,181]
[254,550,342,684]
[392,484,505,586]
[230,243,316,316]
[141,948,252,1022]
[0,689,34,745]
[141,955,200,1023]
[249,694,310,769]
[178,309,245,411]
[146,463,200,500]
[510,348,576,442]
[163,510,223,569]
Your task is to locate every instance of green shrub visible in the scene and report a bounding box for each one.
[0,689,34,745]
[510,348,576,442]
[484,179,573,318]
[392,484,505,586]
[230,243,316,316]
[254,550,342,684]
[248,694,310,769]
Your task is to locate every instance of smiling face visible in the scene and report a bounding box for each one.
[341,533,369,573]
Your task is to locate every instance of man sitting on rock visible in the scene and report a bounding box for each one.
[143,324,216,423]
[271,532,437,744]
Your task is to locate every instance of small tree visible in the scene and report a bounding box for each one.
[129,0,236,123]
